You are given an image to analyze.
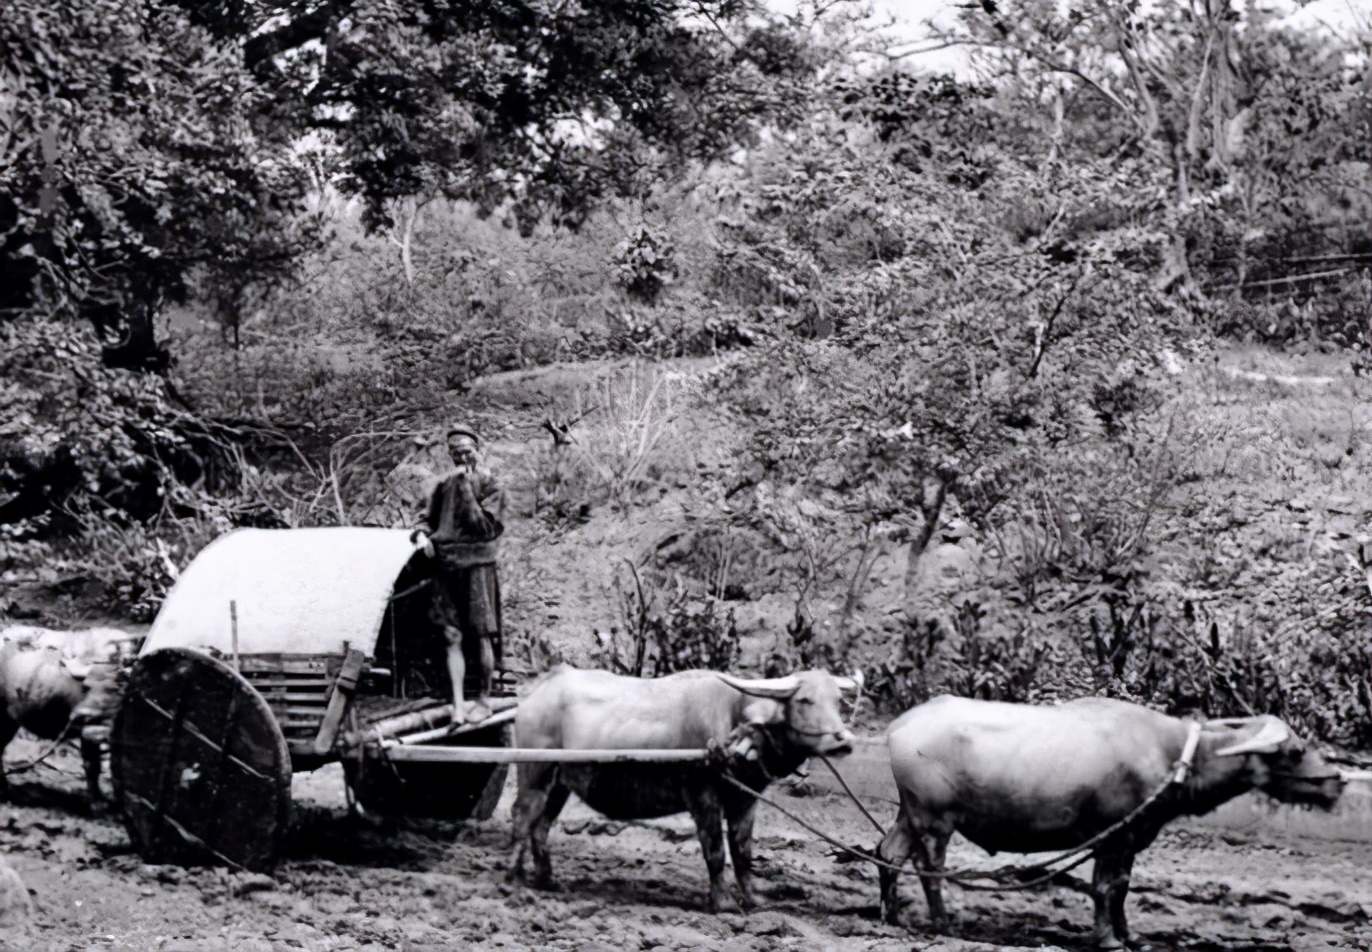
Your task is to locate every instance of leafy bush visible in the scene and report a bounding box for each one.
[612,225,678,304]
[864,598,1068,713]
[590,562,740,677]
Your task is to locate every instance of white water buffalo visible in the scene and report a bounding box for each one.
[1,625,142,804]
[878,695,1344,949]
[508,665,860,911]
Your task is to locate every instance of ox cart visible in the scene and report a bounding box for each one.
[109,527,521,873]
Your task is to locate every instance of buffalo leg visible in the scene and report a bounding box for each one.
[80,724,107,806]
[528,781,570,890]
[685,789,731,912]
[1108,851,1136,947]
[508,763,555,883]
[1091,848,1134,950]
[724,801,758,910]
[917,829,952,927]
[877,807,917,926]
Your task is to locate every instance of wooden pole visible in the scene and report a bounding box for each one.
[349,697,520,748]
[381,745,710,765]
[229,600,239,672]
[396,708,518,746]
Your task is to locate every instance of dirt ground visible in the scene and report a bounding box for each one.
[2,736,1369,952]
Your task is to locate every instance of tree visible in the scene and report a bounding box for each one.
[712,67,1191,620]
[1,0,315,369]
[921,0,1256,286]
[924,0,1372,290]
[169,0,821,232]
[3,0,818,368]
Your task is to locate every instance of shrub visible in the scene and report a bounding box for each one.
[590,562,740,677]
[612,225,678,304]
[863,597,1068,713]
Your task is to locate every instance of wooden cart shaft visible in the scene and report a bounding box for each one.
[380,745,710,765]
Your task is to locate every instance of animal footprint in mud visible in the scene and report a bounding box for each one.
[763,882,808,902]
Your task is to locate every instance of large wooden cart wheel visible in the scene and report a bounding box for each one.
[111,647,293,873]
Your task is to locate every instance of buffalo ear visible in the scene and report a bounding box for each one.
[1214,716,1291,757]
[742,699,784,726]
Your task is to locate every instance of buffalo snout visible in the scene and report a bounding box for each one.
[1264,752,1347,810]
[815,729,854,757]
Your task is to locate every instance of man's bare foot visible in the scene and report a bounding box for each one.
[467,699,493,723]
[451,701,468,726]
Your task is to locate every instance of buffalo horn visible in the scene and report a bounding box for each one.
[716,673,800,699]
[1214,715,1290,757]
[834,671,865,694]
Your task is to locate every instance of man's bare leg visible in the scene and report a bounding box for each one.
[468,637,493,722]
[446,633,468,724]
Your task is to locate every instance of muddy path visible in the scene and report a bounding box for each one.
[2,740,1369,952]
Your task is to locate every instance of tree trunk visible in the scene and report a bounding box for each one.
[901,476,949,599]
[94,275,170,372]
[840,533,890,636]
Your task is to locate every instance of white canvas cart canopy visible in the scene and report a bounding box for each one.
[144,527,423,657]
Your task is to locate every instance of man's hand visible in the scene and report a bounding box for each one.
[410,529,435,558]
[453,446,478,471]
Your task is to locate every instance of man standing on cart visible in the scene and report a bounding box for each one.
[413,425,504,725]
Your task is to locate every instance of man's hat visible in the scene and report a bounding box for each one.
[445,425,481,444]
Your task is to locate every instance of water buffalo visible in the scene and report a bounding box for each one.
[508,665,860,912]
[1,625,142,804]
[878,695,1344,949]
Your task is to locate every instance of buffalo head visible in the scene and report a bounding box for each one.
[1209,715,1344,809]
[717,669,861,756]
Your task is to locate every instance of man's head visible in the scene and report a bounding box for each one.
[446,426,480,469]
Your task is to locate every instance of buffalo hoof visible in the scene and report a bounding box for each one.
[883,913,911,931]
[530,875,562,893]
[879,900,908,929]
[707,890,742,914]
[928,913,960,937]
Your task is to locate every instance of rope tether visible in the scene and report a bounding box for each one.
[2,721,77,777]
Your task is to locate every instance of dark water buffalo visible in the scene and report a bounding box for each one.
[878,695,1344,949]
[1,626,142,804]
[508,665,860,911]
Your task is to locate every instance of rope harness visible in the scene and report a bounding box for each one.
[718,720,1204,892]
[2,720,77,777]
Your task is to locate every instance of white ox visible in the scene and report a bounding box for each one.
[508,665,860,912]
[878,695,1344,949]
[1,625,143,805]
